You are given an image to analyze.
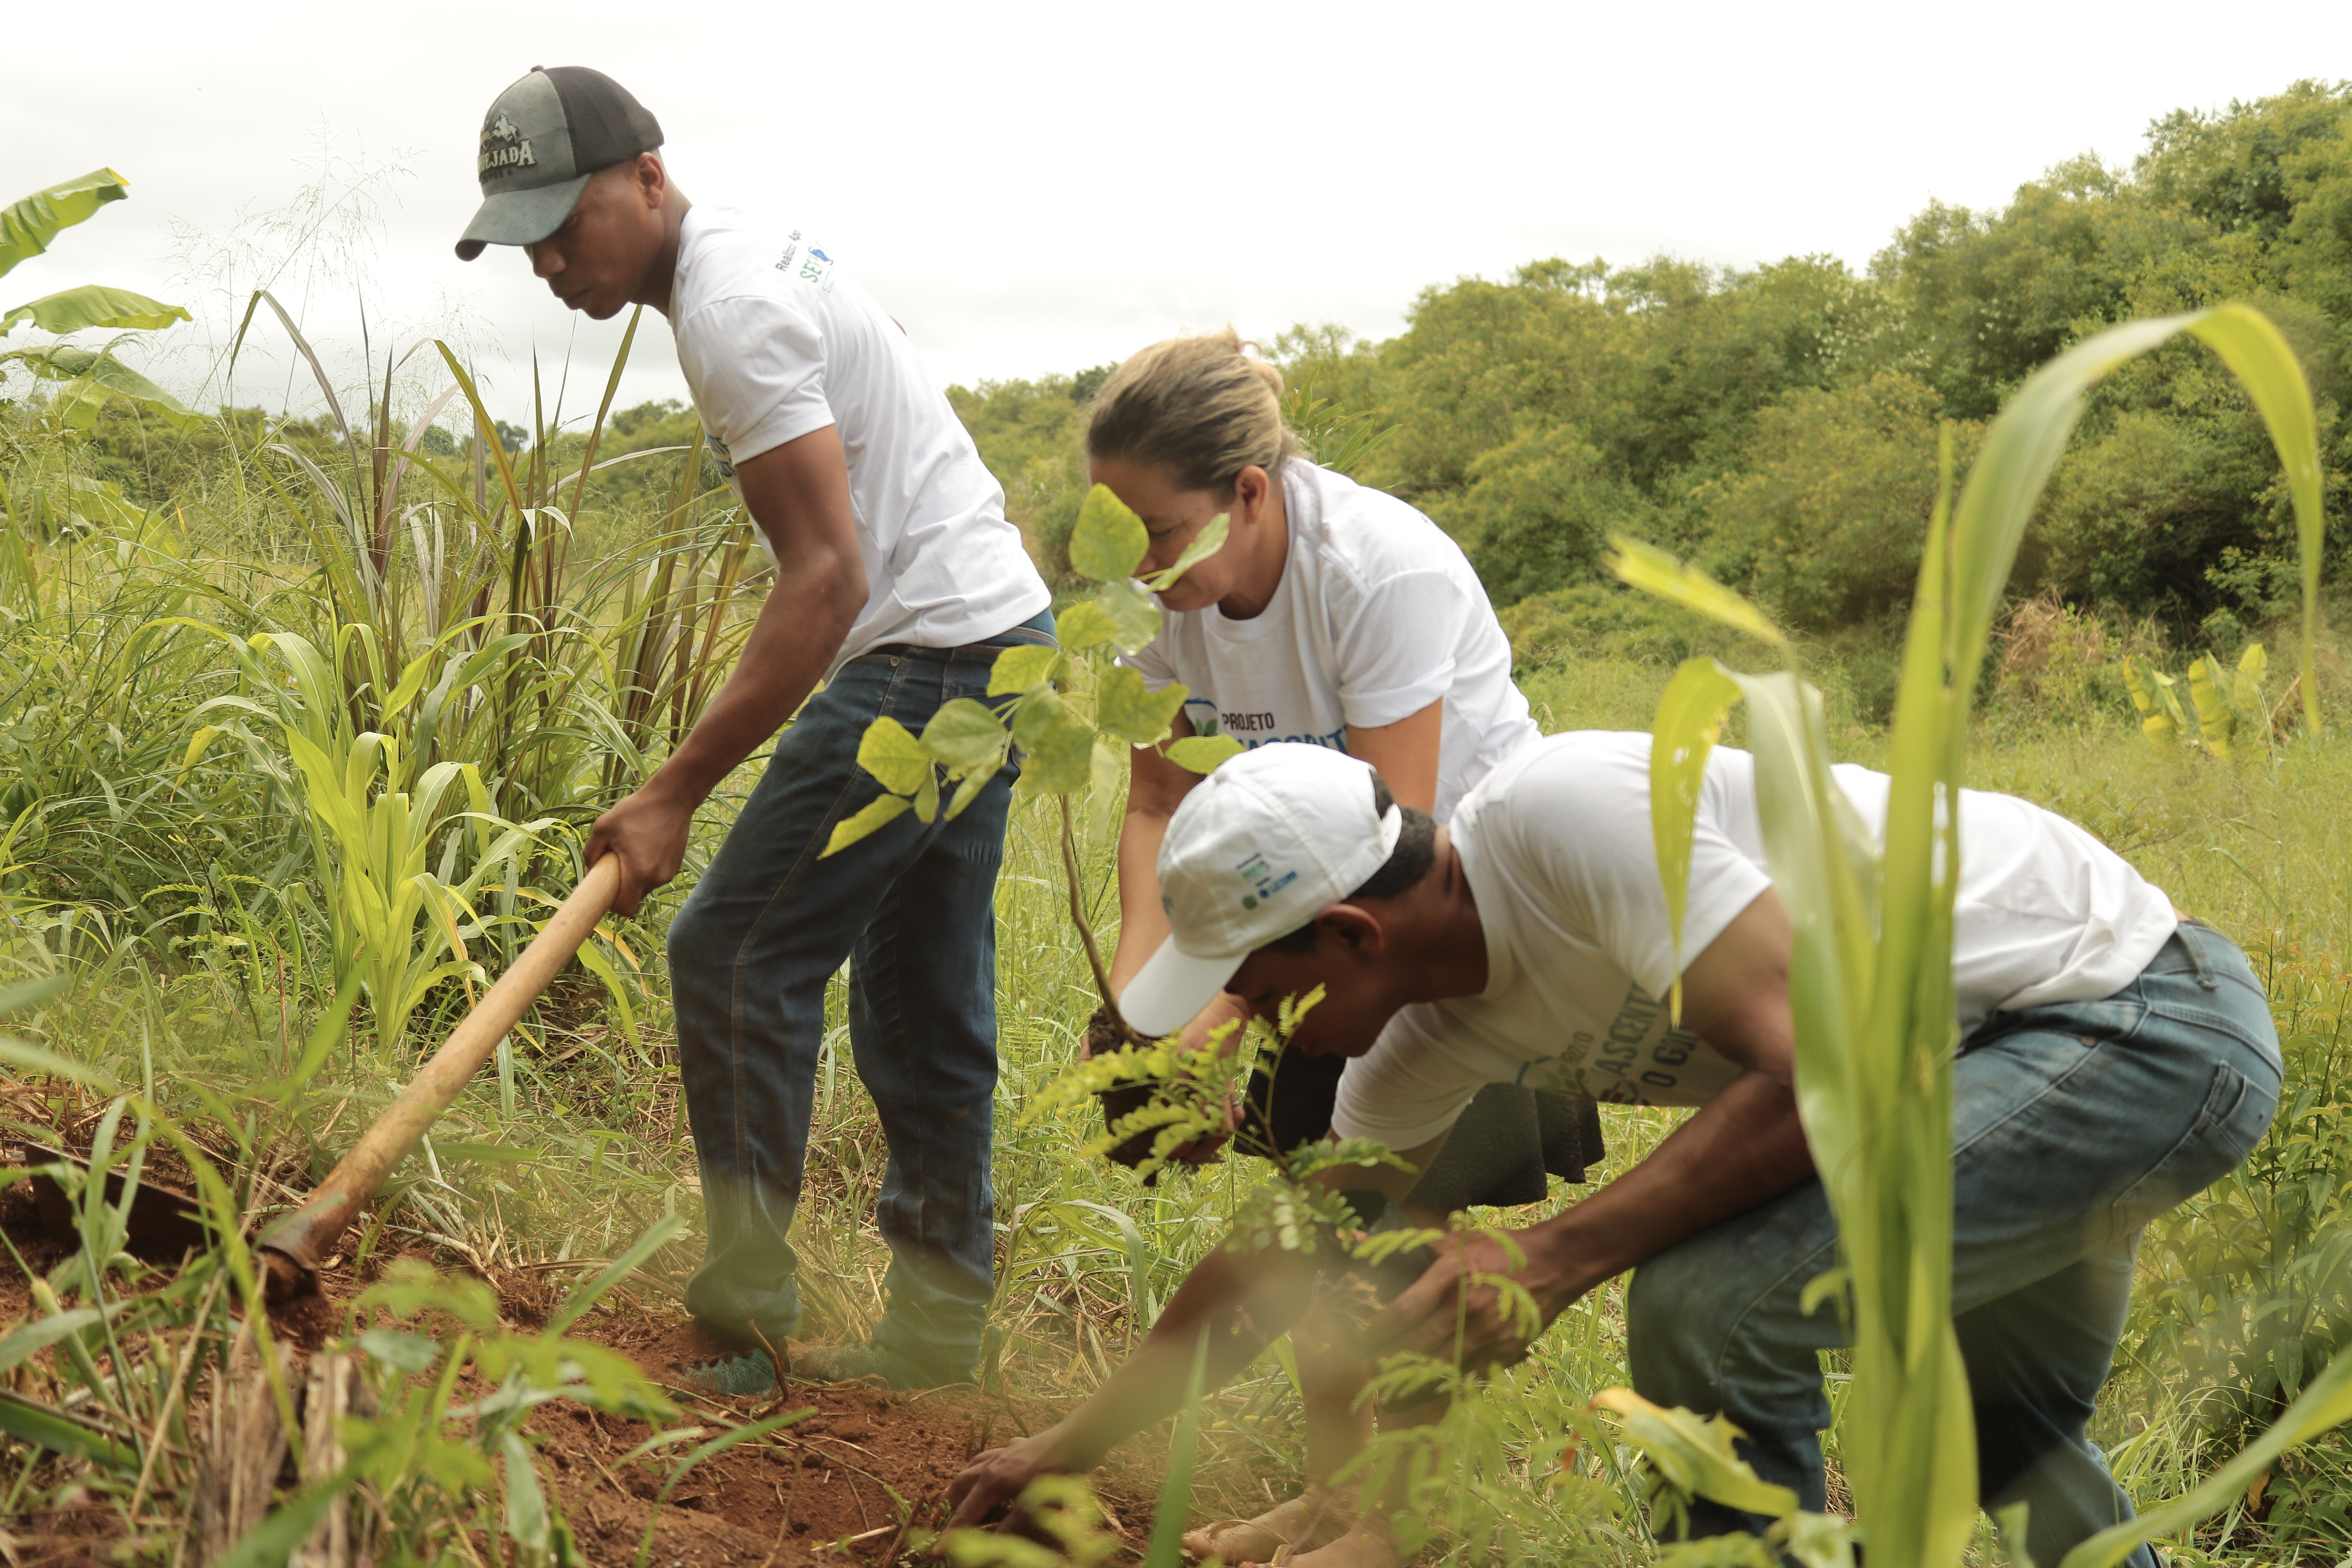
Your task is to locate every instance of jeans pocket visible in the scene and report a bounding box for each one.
[2106,1062,2275,1241]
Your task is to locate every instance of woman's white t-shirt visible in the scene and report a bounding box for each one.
[1123,462,1541,822]
[667,206,1049,677]
[1330,731,2182,1151]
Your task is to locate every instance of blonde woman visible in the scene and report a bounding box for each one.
[1085,330,1599,1565]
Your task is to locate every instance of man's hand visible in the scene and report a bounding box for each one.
[1089,992,1256,1170]
[1362,1224,1576,1376]
[942,1425,1095,1533]
[584,425,864,918]
[585,783,696,917]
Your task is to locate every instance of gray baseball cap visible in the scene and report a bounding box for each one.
[456,67,664,261]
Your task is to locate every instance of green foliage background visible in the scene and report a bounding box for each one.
[949,82,2352,662]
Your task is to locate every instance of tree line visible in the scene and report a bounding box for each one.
[953,80,2352,659]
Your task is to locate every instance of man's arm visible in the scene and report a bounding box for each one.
[944,1122,1448,1526]
[944,1238,1319,1526]
[586,425,866,915]
[1368,889,1815,1370]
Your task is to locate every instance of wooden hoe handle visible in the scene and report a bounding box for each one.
[257,856,623,1301]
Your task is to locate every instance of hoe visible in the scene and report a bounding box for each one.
[255,857,621,1302]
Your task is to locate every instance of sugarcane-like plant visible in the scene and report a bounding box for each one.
[1605,303,2326,1566]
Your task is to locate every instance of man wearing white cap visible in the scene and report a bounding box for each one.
[947,737,2278,1568]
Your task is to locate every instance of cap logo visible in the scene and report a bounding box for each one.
[1234,852,1298,911]
[479,111,538,177]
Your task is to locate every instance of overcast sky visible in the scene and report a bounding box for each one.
[5,2,2348,430]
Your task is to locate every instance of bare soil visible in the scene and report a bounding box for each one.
[0,1170,1161,1567]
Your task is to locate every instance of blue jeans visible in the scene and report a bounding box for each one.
[1628,923,2282,1567]
[668,610,1053,1376]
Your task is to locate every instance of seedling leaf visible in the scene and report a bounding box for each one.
[1097,581,1163,655]
[1069,484,1149,582]
[1140,512,1229,590]
[924,698,1011,771]
[855,715,932,795]
[1097,666,1186,747]
[1165,735,1243,773]
[988,643,1063,695]
[822,793,914,857]
[1055,599,1118,653]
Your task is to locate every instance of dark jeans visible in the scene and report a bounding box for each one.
[1628,923,2282,1568]
[670,610,1053,1376]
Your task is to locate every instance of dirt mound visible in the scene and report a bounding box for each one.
[537,1308,1154,1565]
[0,1173,1166,1565]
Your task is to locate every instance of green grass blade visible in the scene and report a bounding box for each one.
[2185,304,2328,739]
[546,1213,688,1336]
[2058,1345,2352,1568]
[1140,1329,1213,1568]
[0,1390,139,1468]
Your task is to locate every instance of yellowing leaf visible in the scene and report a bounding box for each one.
[1140,512,1229,591]
[1096,580,1163,655]
[855,715,931,795]
[2121,655,2178,746]
[1097,665,1185,747]
[913,768,940,824]
[1055,599,1118,653]
[1087,737,1125,840]
[1604,535,1787,653]
[173,724,222,790]
[923,698,1009,771]
[1165,734,1242,773]
[987,643,1063,695]
[1069,483,1149,583]
[818,799,908,860]
[1591,1387,1798,1521]
[1020,719,1095,795]
[945,760,996,819]
[2189,655,2234,759]
[1011,686,1075,750]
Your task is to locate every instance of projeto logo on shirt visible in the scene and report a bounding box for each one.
[1183,698,1346,753]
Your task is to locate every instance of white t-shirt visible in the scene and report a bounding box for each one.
[1123,463,1540,824]
[1330,731,2181,1151]
[667,206,1049,675]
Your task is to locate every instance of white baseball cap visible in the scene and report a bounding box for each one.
[1118,743,1403,1038]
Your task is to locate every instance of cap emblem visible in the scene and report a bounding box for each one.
[479,112,535,176]
[1234,852,1298,910]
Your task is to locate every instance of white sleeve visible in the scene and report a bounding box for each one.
[1327,1010,1490,1152]
[1327,569,1472,731]
[674,295,837,465]
[1120,626,1180,693]
[1516,747,1771,1001]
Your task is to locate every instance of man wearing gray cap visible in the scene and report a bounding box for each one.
[946,738,2276,1568]
[456,66,1054,1392]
